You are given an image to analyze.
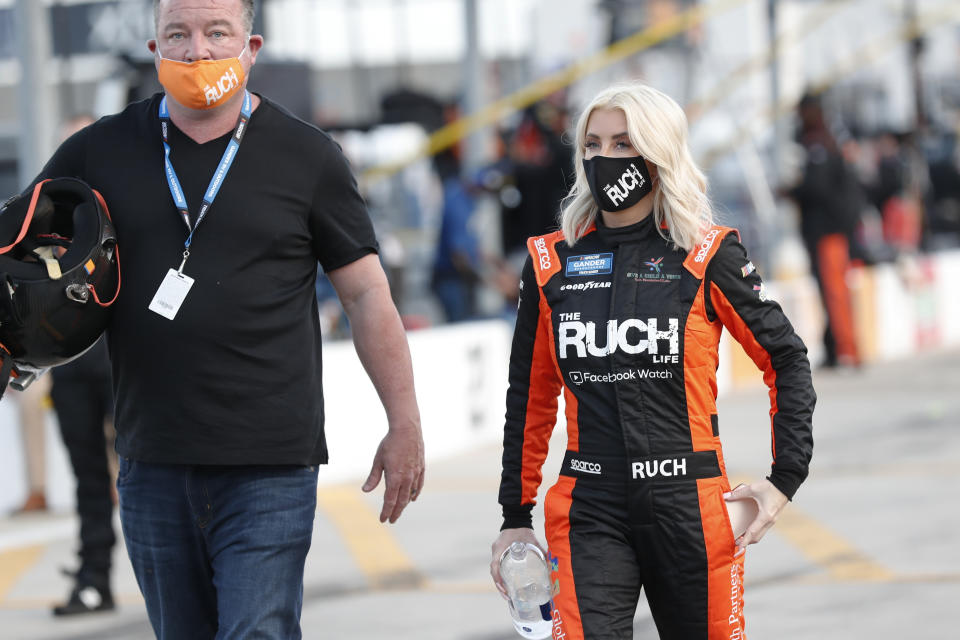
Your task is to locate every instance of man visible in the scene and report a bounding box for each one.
[786,93,862,369]
[50,336,117,616]
[29,0,424,637]
[431,149,483,323]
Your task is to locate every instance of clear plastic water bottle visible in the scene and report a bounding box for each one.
[499,541,553,639]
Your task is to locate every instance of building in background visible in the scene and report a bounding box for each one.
[2,0,959,322]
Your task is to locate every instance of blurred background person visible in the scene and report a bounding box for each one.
[49,335,116,616]
[46,113,117,616]
[784,93,862,369]
[11,375,52,514]
[430,148,483,323]
[498,97,574,259]
[866,129,927,254]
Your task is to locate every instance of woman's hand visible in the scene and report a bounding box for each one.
[724,479,789,551]
[490,528,546,600]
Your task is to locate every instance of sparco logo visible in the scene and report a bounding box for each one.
[632,458,688,479]
[604,162,645,207]
[204,67,240,106]
[694,229,721,263]
[558,318,679,359]
[560,281,611,292]
[569,459,601,475]
[534,237,551,271]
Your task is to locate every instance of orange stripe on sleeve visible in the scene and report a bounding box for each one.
[710,285,780,459]
[520,289,562,505]
[683,283,725,452]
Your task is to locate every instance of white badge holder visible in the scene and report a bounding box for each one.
[148,268,194,320]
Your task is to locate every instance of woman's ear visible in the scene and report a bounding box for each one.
[647,161,659,184]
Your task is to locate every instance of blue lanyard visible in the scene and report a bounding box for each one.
[159,91,251,270]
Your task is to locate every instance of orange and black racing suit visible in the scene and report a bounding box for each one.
[498,216,815,639]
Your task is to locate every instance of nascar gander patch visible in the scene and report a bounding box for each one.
[565,253,613,277]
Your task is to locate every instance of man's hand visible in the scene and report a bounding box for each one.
[362,423,424,524]
[329,255,424,525]
[724,478,789,551]
[490,528,546,600]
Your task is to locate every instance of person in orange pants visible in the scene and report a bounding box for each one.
[787,93,862,368]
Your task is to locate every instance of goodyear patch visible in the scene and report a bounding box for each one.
[565,253,613,277]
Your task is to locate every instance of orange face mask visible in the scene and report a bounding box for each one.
[157,45,248,110]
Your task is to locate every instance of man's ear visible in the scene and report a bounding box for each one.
[247,34,264,65]
[146,40,161,71]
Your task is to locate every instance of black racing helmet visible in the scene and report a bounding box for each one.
[0,178,120,394]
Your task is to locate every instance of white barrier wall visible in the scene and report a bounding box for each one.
[0,404,74,514]
[934,252,960,347]
[863,252,960,362]
[0,320,514,513]
[2,249,958,513]
[320,320,512,485]
[874,264,924,361]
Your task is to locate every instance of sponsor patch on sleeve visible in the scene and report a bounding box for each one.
[565,253,613,277]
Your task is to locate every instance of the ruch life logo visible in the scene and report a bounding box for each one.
[631,457,688,479]
[557,315,679,360]
[603,162,646,208]
[204,66,240,106]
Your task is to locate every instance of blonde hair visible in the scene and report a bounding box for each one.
[560,82,713,251]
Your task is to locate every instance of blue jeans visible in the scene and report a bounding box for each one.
[117,459,319,640]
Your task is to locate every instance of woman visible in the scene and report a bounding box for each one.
[490,82,815,639]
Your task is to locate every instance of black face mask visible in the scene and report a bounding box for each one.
[582,155,653,212]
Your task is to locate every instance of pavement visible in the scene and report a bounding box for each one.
[1,348,958,639]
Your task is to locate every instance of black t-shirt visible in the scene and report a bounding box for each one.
[36,93,378,465]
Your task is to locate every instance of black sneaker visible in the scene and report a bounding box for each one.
[52,575,115,616]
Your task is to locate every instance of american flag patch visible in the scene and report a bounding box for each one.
[741,262,755,277]
[83,259,95,274]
